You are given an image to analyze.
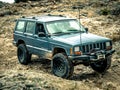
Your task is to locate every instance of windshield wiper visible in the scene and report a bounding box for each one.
[67,29,79,33]
[67,29,78,31]
[52,31,70,35]
[53,32,64,34]
[67,29,85,33]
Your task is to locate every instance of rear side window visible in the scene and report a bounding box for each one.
[26,22,35,34]
[16,21,25,32]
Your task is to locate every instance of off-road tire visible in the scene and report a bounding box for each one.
[17,44,31,65]
[51,53,74,78]
[90,55,112,73]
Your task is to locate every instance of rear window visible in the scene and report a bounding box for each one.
[16,21,25,32]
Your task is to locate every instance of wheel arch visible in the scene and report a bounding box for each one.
[52,47,68,56]
[17,39,25,46]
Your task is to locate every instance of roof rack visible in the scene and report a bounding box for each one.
[32,17,36,19]
[21,16,38,20]
[47,14,65,17]
[21,16,25,18]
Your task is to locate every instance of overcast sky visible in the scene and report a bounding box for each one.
[0,0,14,3]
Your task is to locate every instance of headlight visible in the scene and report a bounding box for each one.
[106,41,112,50]
[74,46,80,51]
[106,42,110,47]
[74,46,82,55]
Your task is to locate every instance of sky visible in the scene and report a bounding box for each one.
[0,0,14,3]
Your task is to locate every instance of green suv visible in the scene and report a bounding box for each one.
[13,15,115,78]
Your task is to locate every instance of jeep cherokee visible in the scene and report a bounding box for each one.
[13,14,115,78]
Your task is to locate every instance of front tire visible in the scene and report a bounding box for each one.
[17,44,31,65]
[90,55,112,73]
[51,53,74,78]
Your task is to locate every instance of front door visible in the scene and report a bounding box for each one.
[33,23,51,58]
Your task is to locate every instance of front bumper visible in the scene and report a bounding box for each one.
[68,49,115,62]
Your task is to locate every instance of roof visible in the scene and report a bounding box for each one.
[19,15,75,22]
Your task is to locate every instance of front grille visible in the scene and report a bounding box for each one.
[81,42,106,53]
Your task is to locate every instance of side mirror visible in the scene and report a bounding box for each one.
[38,32,46,37]
[85,28,88,33]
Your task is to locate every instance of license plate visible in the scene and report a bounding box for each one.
[97,54,105,59]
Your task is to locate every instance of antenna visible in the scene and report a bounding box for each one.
[73,5,83,48]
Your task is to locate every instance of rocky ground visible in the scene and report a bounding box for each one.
[0,0,120,90]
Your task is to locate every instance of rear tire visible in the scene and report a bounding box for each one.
[17,44,31,65]
[90,55,112,73]
[51,53,74,78]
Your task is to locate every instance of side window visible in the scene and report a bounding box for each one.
[16,21,25,32]
[26,22,35,34]
[35,23,45,34]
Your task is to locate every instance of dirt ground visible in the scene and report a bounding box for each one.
[0,0,120,90]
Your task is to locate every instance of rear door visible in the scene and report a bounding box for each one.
[24,21,36,53]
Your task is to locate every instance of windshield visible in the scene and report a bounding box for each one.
[46,20,85,35]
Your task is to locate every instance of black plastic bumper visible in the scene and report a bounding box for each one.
[68,49,115,62]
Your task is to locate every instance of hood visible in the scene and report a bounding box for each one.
[51,33,110,45]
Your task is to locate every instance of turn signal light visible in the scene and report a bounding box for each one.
[74,51,82,55]
[70,48,73,55]
[106,46,112,50]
